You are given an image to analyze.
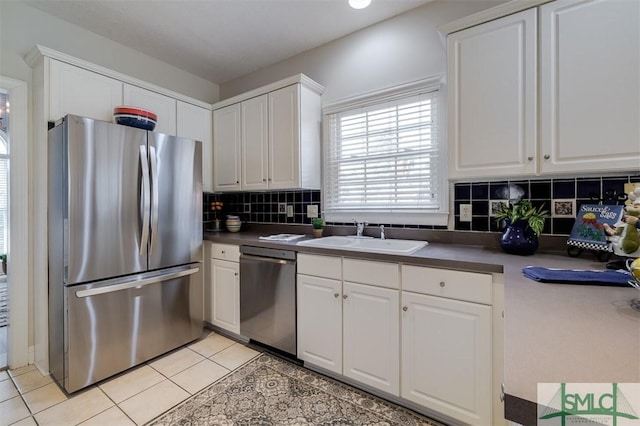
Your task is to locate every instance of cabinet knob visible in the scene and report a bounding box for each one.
[262,179,266,182]
[221,250,225,254]
[543,154,550,160]
[334,293,339,298]
[402,306,408,312]
[343,294,348,299]
[527,156,534,161]
[439,281,445,287]
[234,272,238,276]
[236,180,239,184]
[268,178,272,182]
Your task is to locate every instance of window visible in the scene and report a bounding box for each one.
[323,78,448,226]
[0,132,7,258]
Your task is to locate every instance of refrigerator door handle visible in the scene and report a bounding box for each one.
[139,145,150,256]
[75,266,200,298]
[149,145,159,255]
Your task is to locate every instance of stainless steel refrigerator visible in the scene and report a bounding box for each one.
[48,114,203,393]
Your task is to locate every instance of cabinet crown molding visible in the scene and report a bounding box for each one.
[24,44,212,110]
[212,74,325,110]
[439,0,552,35]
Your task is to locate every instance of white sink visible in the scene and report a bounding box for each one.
[297,236,427,254]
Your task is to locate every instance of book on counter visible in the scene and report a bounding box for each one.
[567,204,624,251]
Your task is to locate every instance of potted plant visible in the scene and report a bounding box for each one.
[210,201,223,232]
[311,218,325,238]
[494,200,547,255]
[0,254,6,275]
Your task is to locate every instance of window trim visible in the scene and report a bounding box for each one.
[322,76,448,226]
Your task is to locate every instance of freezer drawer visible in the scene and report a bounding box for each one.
[57,264,203,393]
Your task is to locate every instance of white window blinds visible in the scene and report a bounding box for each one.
[0,136,7,256]
[324,88,446,225]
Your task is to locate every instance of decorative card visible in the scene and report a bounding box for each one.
[567,204,624,251]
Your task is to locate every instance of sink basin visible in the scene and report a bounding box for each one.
[297,236,427,254]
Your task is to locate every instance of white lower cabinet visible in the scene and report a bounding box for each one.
[297,255,400,396]
[297,254,501,425]
[209,244,241,335]
[343,281,399,396]
[211,260,240,334]
[401,291,492,425]
[296,273,342,374]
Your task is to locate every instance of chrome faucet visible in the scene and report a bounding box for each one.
[380,225,385,240]
[352,218,368,237]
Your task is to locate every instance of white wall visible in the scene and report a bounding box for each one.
[0,1,220,103]
[220,0,504,104]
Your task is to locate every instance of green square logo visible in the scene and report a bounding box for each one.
[538,383,640,425]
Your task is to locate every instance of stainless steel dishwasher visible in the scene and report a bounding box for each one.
[240,245,297,356]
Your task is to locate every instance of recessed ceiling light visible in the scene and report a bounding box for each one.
[349,0,371,10]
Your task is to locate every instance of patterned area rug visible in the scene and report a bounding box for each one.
[149,353,442,426]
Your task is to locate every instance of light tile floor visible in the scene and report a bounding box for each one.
[0,331,260,426]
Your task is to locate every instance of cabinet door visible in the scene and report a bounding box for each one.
[447,9,537,179]
[213,104,242,191]
[211,259,240,334]
[241,95,269,190]
[540,0,640,174]
[401,292,492,426]
[269,85,300,189]
[343,282,399,396]
[123,84,177,135]
[296,274,342,374]
[49,60,123,122]
[177,101,213,192]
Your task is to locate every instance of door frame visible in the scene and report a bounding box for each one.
[0,75,29,369]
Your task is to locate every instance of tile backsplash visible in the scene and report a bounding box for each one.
[453,173,640,235]
[203,190,446,230]
[204,173,640,236]
[204,190,322,226]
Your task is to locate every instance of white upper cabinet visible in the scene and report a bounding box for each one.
[177,101,213,192]
[49,60,123,122]
[212,75,324,192]
[447,0,639,179]
[268,84,302,190]
[213,104,242,191]
[447,8,537,179]
[539,0,640,174]
[241,94,269,190]
[123,84,177,135]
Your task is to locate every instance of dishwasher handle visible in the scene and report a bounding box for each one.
[240,253,296,265]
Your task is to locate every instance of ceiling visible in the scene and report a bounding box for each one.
[24,0,435,85]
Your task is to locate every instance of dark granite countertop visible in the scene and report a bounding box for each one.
[204,225,640,425]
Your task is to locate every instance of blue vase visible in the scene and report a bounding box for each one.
[500,219,539,255]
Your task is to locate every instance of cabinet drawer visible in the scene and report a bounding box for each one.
[343,258,399,289]
[402,265,492,305]
[298,254,341,280]
[211,243,240,262]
